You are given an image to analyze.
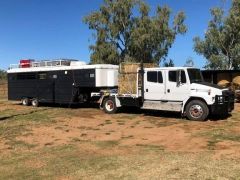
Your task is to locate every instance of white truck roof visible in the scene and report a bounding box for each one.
[144,67,198,71]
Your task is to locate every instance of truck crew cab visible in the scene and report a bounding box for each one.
[101,67,235,121]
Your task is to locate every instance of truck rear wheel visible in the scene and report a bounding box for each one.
[185,100,209,121]
[103,97,118,114]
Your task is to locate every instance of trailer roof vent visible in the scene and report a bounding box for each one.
[70,61,86,66]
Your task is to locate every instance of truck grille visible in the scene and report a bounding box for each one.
[222,90,235,102]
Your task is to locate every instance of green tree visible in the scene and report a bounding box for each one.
[193,0,240,70]
[0,70,6,80]
[84,0,187,65]
[163,59,174,67]
[184,57,194,67]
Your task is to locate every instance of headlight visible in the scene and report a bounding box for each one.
[218,96,223,103]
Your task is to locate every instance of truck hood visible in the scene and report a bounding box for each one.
[194,82,225,90]
[190,82,225,95]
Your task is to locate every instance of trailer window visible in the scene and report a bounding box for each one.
[169,70,186,83]
[17,73,36,80]
[147,71,157,83]
[38,73,47,80]
[89,73,95,78]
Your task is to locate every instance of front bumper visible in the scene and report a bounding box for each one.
[211,93,235,115]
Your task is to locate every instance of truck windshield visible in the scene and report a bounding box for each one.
[187,69,204,83]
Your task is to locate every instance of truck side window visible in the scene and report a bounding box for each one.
[158,71,163,83]
[169,70,186,83]
[169,71,177,82]
[181,71,186,83]
[147,71,157,83]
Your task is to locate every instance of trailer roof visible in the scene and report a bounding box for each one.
[7,64,119,73]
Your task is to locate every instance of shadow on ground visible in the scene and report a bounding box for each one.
[8,102,233,122]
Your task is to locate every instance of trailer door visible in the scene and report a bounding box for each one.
[36,72,55,103]
[144,70,165,100]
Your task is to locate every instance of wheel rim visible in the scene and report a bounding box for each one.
[189,105,203,118]
[32,100,38,106]
[32,100,36,106]
[22,99,28,105]
[105,100,114,112]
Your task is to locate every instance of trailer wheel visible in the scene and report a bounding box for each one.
[31,99,39,107]
[185,100,209,121]
[22,98,30,106]
[103,97,118,114]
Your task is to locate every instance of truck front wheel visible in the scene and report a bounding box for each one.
[185,100,209,121]
[103,97,118,114]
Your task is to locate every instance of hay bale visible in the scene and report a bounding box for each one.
[217,80,230,88]
[118,63,156,95]
[232,76,240,90]
[233,76,240,85]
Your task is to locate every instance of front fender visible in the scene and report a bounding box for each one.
[181,95,213,113]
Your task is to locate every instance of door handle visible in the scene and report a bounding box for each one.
[146,89,148,92]
[167,89,170,93]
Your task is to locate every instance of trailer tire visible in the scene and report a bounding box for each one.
[22,98,30,106]
[103,97,118,114]
[31,99,39,107]
[185,100,209,121]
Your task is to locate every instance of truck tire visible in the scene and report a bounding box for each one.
[103,97,118,114]
[185,100,209,121]
[22,98,30,106]
[31,98,39,107]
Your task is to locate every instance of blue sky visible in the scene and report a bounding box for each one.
[0,0,231,70]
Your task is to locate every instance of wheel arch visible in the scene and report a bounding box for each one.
[182,97,208,113]
[100,95,121,108]
[99,95,110,108]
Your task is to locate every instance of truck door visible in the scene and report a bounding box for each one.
[165,70,190,101]
[144,70,165,100]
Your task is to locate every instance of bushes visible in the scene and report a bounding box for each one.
[0,70,6,81]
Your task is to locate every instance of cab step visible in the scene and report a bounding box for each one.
[142,100,183,111]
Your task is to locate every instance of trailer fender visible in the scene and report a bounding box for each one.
[99,95,121,109]
[99,95,108,109]
[114,96,121,108]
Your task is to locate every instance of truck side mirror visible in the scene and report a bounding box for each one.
[176,70,181,86]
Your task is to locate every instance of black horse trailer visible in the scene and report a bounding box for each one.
[7,59,118,106]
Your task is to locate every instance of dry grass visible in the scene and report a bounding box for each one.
[0,84,240,179]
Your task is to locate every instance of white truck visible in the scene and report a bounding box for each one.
[99,66,235,121]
